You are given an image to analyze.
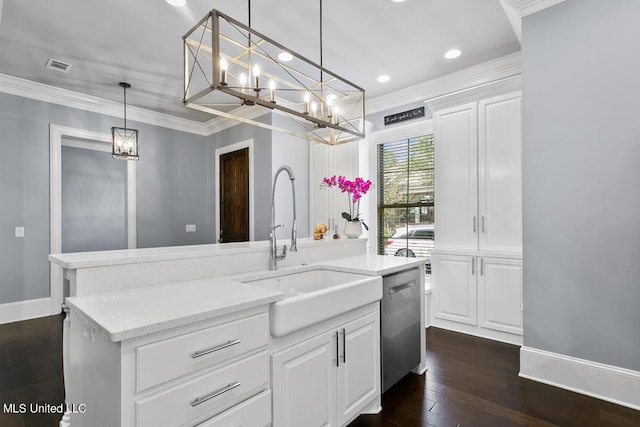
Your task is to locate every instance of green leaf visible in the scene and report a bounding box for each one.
[362,221,369,231]
[341,212,352,221]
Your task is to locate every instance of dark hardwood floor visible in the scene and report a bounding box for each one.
[0,315,64,427]
[351,327,640,427]
[1,316,639,426]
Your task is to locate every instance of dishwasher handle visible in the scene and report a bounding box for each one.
[388,281,416,295]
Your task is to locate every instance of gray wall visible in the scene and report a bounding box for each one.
[0,92,213,304]
[135,125,213,248]
[522,0,640,371]
[61,145,127,253]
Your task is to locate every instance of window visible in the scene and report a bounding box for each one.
[377,134,434,273]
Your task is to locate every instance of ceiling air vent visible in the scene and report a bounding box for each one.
[45,58,72,73]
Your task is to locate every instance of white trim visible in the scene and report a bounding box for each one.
[424,75,522,112]
[0,298,53,325]
[366,52,522,115]
[50,124,137,314]
[214,139,255,242]
[498,0,522,43]
[367,119,435,256]
[0,73,208,135]
[501,0,566,17]
[520,346,640,411]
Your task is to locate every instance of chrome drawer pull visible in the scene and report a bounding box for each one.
[191,339,241,359]
[190,381,241,407]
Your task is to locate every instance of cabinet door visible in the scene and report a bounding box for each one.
[434,103,479,251]
[478,258,523,335]
[337,311,381,425]
[271,331,338,427]
[478,93,522,252]
[432,254,477,325]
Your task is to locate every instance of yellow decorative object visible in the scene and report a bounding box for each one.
[313,222,328,240]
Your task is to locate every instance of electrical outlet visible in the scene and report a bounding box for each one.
[15,227,24,238]
[186,224,196,233]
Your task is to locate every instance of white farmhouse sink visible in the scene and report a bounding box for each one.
[236,268,382,337]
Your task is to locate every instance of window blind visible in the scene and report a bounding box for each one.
[377,134,435,271]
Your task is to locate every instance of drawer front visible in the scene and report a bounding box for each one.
[136,351,268,427]
[136,313,268,392]
[197,390,271,427]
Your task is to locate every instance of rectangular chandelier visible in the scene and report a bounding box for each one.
[183,9,365,145]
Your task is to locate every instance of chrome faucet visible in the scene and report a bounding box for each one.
[269,165,297,270]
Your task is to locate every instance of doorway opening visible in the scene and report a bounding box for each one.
[215,139,255,242]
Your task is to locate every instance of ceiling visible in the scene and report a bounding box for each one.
[0,0,520,123]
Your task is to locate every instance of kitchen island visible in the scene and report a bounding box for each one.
[50,239,427,426]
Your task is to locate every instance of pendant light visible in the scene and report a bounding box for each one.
[182,2,365,145]
[112,82,139,160]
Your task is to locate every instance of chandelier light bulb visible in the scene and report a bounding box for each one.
[303,92,310,114]
[269,79,276,103]
[252,64,261,91]
[220,57,228,86]
[239,73,247,94]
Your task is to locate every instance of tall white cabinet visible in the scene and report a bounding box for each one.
[430,90,523,344]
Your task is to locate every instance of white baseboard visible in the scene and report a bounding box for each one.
[0,297,54,325]
[520,346,640,411]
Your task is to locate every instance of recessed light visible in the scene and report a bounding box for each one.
[166,0,186,7]
[391,0,408,3]
[277,52,293,62]
[444,49,461,59]
[377,75,391,83]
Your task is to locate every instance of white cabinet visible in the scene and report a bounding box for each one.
[434,92,522,253]
[431,254,477,326]
[271,305,380,427]
[432,253,522,342]
[433,103,478,251]
[67,307,272,427]
[478,257,523,335]
[431,91,522,344]
[478,94,523,253]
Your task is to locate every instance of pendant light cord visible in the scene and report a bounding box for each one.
[319,0,323,69]
[123,85,127,129]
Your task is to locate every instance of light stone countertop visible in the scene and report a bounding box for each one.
[49,238,365,270]
[65,277,284,342]
[316,253,428,276]
[64,253,426,343]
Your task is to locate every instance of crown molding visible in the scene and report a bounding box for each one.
[501,0,566,17]
[0,73,209,136]
[424,74,522,112]
[366,52,522,115]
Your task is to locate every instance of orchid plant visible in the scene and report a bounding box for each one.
[321,175,372,230]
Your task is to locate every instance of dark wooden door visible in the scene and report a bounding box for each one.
[219,148,249,243]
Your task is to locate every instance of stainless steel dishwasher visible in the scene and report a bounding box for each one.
[381,267,422,391]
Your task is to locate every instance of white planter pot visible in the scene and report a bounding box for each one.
[343,221,363,239]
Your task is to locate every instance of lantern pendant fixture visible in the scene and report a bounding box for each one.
[112,82,139,160]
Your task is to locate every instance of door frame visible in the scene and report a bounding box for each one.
[49,124,137,313]
[214,139,255,242]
